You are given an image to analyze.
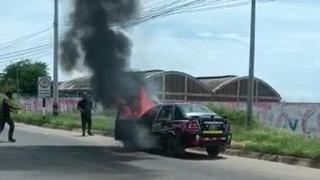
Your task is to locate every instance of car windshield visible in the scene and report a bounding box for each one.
[179,104,214,114]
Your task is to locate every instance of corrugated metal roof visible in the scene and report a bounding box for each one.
[197,76,237,91]
[59,76,91,90]
[59,70,165,90]
[139,69,164,79]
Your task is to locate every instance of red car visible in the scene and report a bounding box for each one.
[115,103,232,157]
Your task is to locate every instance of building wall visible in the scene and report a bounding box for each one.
[213,79,280,102]
[18,97,103,114]
[146,73,213,101]
[213,102,320,138]
[16,97,320,137]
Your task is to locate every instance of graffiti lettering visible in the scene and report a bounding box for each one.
[211,102,320,137]
[288,119,298,131]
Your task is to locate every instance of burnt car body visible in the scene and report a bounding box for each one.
[115,103,232,157]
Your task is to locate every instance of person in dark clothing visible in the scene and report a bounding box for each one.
[77,93,93,136]
[0,90,20,142]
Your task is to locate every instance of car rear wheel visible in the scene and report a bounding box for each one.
[165,136,185,157]
[206,146,220,157]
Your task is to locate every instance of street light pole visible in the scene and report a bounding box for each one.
[53,0,59,115]
[247,0,256,127]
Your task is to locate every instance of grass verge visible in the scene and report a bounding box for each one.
[13,111,115,135]
[207,103,320,159]
[12,105,320,159]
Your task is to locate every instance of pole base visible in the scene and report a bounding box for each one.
[53,102,59,116]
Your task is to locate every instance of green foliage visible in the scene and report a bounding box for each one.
[13,112,115,134]
[234,125,320,159]
[206,103,248,125]
[12,105,320,159]
[206,103,320,159]
[3,59,48,95]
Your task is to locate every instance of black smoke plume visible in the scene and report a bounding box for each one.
[61,0,142,106]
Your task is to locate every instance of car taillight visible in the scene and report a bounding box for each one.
[186,120,200,133]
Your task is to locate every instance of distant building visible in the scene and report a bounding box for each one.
[197,76,281,102]
[59,70,281,102]
[143,70,213,101]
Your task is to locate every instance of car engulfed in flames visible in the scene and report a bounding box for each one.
[114,88,232,157]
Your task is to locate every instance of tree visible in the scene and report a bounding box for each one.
[3,60,48,95]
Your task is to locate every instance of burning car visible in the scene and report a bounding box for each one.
[115,93,232,157]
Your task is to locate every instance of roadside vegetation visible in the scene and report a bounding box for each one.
[207,103,320,159]
[14,105,320,159]
[13,110,115,135]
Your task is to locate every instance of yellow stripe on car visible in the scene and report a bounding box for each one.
[202,130,223,134]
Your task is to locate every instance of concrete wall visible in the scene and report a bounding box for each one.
[18,97,103,114]
[214,102,320,138]
[16,97,320,137]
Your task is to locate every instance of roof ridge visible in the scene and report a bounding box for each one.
[197,75,237,79]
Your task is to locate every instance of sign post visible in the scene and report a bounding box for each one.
[38,76,51,118]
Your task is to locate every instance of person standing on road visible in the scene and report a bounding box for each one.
[77,92,93,136]
[0,90,20,142]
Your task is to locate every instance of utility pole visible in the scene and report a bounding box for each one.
[16,67,19,97]
[10,60,19,97]
[247,0,256,127]
[53,0,59,115]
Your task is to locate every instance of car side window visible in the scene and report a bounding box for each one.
[157,106,174,121]
[174,107,184,120]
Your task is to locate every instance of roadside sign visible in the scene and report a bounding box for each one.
[38,76,51,97]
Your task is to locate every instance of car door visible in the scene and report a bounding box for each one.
[152,105,175,133]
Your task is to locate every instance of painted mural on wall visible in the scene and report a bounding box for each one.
[18,97,103,114]
[15,97,320,137]
[19,97,81,113]
[215,102,320,138]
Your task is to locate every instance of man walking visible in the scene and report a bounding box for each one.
[0,90,20,142]
[77,92,93,136]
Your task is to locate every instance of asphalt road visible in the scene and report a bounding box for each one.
[0,124,320,180]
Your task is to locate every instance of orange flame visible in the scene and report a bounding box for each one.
[119,88,155,119]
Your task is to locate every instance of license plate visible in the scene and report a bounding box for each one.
[206,124,223,130]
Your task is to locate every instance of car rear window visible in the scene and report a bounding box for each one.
[179,104,213,114]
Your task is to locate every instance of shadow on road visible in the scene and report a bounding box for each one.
[144,149,227,161]
[0,145,159,179]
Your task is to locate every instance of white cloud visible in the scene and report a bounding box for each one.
[218,33,248,43]
[196,32,213,38]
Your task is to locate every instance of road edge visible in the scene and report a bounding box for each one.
[17,123,320,169]
[222,148,320,169]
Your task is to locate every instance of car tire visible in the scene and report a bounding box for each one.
[165,136,185,157]
[206,146,220,157]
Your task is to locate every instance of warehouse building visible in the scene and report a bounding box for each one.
[59,70,281,102]
[197,76,281,102]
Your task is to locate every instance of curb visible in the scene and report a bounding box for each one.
[223,149,320,169]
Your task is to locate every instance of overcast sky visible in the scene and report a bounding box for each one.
[0,0,319,102]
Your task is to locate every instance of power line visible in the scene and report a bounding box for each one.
[0,27,53,51]
[0,43,52,58]
[0,49,53,64]
[0,40,53,54]
[122,0,275,27]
